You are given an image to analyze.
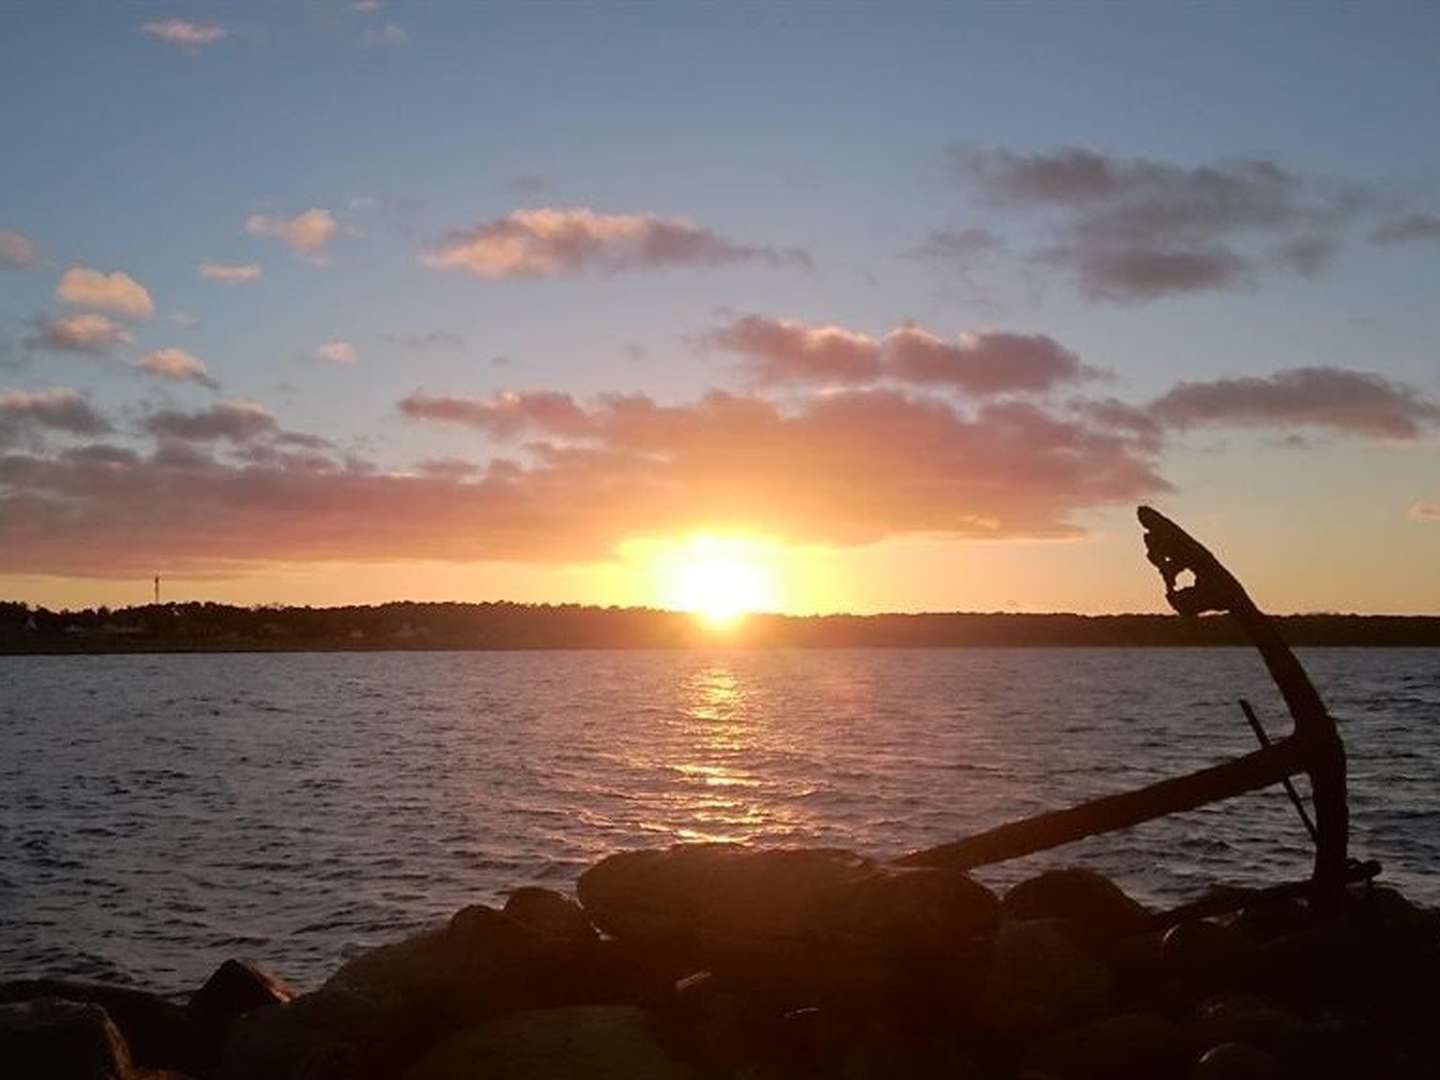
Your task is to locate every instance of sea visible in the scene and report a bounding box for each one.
[1,647,1436,993]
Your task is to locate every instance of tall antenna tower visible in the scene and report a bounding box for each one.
[154,576,160,605]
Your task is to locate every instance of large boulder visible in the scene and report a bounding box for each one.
[399,1006,699,1080]
[577,844,997,959]
[577,845,876,947]
[220,904,587,1079]
[504,887,598,943]
[0,997,133,1079]
[1002,869,1149,940]
[0,979,199,1073]
[975,918,1112,1038]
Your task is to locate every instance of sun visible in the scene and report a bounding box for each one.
[657,536,780,627]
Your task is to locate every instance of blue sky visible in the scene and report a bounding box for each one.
[2,2,1438,613]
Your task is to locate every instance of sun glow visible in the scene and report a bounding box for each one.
[655,536,780,627]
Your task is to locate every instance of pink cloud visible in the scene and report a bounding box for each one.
[313,341,358,365]
[398,390,595,438]
[200,261,262,284]
[245,209,338,261]
[141,19,228,48]
[136,348,219,389]
[420,207,810,279]
[56,267,155,320]
[1,383,1166,577]
[0,230,39,268]
[26,313,134,354]
[1410,501,1440,522]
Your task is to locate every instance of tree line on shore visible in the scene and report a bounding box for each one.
[2,600,1438,652]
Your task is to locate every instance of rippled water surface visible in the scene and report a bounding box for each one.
[1,647,1436,992]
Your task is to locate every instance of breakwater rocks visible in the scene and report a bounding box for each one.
[3,844,1438,1079]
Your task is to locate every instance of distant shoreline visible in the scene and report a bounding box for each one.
[3,601,1438,653]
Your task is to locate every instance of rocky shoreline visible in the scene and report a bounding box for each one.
[4,843,1437,1079]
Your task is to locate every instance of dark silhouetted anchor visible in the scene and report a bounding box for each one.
[899,506,1375,915]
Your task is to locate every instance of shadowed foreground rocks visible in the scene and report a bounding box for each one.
[4,843,1438,1079]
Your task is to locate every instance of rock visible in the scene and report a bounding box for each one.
[1162,919,1259,994]
[399,1005,699,1080]
[0,997,133,1079]
[1030,1011,1183,1080]
[1191,1042,1278,1080]
[1002,868,1149,939]
[1187,996,1303,1058]
[976,918,1112,1038]
[1103,930,1167,1003]
[0,979,199,1072]
[837,1024,984,1079]
[190,958,294,1023]
[577,844,877,947]
[1228,897,1307,943]
[504,887,599,943]
[221,905,583,1079]
[839,865,1000,958]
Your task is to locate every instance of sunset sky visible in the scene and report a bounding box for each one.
[2,3,1437,615]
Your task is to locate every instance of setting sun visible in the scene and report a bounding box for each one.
[655,536,780,626]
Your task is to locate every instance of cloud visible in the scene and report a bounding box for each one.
[1371,213,1440,247]
[1149,366,1440,440]
[383,330,465,351]
[904,227,1002,262]
[200,261,262,284]
[351,0,384,11]
[56,267,155,320]
[363,24,407,47]
[245,208,338,260]
[26,313,135,354]
[955,146,1365,301]
[143,401,277,443]
[420,207,811,279]
[313,340,358,365]
[1410,501,1440,522]
[706,314,1091,395]
[1,382,1166,576]
[706,315,881,383]
[0,388,111,447]
[136,348,219,389]
[0,230,38,268]
[141,19,228,47]
[398,390,595,438]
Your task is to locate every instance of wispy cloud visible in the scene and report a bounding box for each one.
[56,267,155,320]
[0,388,111,447]
[200,261,262,284]
[706,314,1093,395]
[136,348,219,389]
[312,340,358,365]
[0,230,39,269]
[143,401,276,443]
[1371,213,1440,247]
[363,24,407,48]
[140,19,228,48]
[1410,500,1440,522]
[383,331,465,351]
[245,208,338,261]
[421,207,811,279]
[954,146,1367,301]
[26,313,135,354]
[1150,367,1440,440]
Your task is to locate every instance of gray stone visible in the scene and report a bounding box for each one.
[0,979,198,1073]
[1003,868,1149,939]
[504,887,598,943]
[976,918,1112,1038]
[399,1006,699,1080]
[0,997,133,1080]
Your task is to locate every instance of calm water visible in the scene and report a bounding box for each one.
[1,647,1436,993]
